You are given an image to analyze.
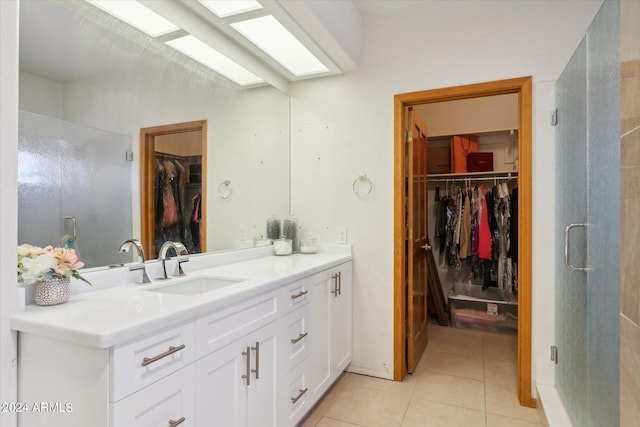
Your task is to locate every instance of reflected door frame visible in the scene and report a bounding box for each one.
[393,77,534,407]
[140,120,207,258]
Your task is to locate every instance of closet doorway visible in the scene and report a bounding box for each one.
[393,77,534,407]
[140,120,207,258]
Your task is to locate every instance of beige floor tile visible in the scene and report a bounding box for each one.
[340,372,416,398]
[482,332,517,360]
[485,382,540,423]
[417,349,485,380]
[486,413,541,426]
[316,417,365,427]
[323,385,410,427]
[483,357,517,387]
[299,411,322,427]
[401,398,486,427]
[426,327,484,355]
[413,372,485,411]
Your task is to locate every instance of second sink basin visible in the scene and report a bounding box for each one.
[146,276,245,296]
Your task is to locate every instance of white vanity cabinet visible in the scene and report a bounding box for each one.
[306,262,353,402]
[195,319,280,427]
[16,257,353,427]
[17,320,196,427]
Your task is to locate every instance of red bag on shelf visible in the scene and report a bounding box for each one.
[467,152,494,172]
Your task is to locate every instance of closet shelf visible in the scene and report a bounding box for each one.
[427,170,518,180]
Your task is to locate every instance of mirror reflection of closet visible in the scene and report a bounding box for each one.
[141,121,207,259]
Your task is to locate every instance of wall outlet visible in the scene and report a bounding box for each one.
[337,227,348,244]
[239,226,247,241]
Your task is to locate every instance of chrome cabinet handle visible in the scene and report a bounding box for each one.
[290,332,308,344]
[291,388,308,404]
[242,346,251,385]
[338,271,342,296]
[141,344,185,367]
[169,417,186,427]
[251,341,260,380]
[331,273,339,296]
[290,290,308,300]
[564,223,589,271]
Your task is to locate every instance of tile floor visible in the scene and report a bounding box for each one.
[299,323,543,427]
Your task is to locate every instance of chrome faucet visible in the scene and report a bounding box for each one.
[158,241,189,280]
[118,239,152,284]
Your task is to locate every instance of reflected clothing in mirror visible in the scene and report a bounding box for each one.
[154,154,202,255]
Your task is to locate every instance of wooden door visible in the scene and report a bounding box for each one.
[406,111,430,373]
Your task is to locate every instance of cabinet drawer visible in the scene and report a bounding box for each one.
[111,321,195,402]
[282,281,309,313]
[283,304,309,372]
[281,361,310,427]
[196,290,279,358]
[111,364,195,427]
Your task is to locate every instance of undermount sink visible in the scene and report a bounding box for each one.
[146,276,245,296]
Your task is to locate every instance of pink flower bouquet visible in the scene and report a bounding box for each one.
[17,244,91,285]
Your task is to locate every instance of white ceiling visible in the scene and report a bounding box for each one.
[19,0,370,88]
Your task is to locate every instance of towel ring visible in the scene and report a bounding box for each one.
[353,174,373,198]
[217,180,232,199]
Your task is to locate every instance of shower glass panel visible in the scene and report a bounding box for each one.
[555,37,588,427]
[555,1,620,426]
[18,111,133,268]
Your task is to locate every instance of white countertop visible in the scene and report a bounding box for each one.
[11,250,352,349]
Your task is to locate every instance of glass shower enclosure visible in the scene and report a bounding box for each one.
[18,111,133,269]
[554,1,620,426]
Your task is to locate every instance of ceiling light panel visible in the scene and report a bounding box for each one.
[231,15,329,77]
[86,0,179,37]
[197,0,263,18]
[166,35,263,86]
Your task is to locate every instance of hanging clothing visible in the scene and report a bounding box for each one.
[459,188,471,259]
[478,186,492,260]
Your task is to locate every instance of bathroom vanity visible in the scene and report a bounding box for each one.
[11,246,352,427]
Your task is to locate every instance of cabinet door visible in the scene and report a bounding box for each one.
[195,340,248,427]
[306,270,331,399]
[330,263,353,377]
[196,319,281,427]
[247,320,281,427]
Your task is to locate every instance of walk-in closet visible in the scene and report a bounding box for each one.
[417,92,520,347]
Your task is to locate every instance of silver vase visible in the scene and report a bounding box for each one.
[34,277,70,306]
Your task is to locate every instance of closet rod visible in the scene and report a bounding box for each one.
[429,175,518,184]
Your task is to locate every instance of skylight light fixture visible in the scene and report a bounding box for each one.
[86,0,179,37]
[197,0,263,18]
[166,35,263,86]
[231,15,329,77]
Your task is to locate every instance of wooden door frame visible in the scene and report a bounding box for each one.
[140,120,208,258]
[393,76,535,407]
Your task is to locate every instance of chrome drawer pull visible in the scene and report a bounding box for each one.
[291,388,308,404]
[251,341,260,380]
[141,344,186,367]
[290,290,308,300]
[290,332,308,344]
[331,273,339,296]
[168,417,185,426]
[242,346,251,386]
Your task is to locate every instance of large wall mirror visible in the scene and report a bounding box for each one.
[18,0,291,269]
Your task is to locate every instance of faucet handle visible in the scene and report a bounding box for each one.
[129,263,152,284]
[177,258,189,276]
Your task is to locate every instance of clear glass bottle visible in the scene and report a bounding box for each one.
[282,215,298,253]
[266,215,280,241]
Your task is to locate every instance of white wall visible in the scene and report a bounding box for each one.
[290,0,602,382]
[0,2,19,426]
